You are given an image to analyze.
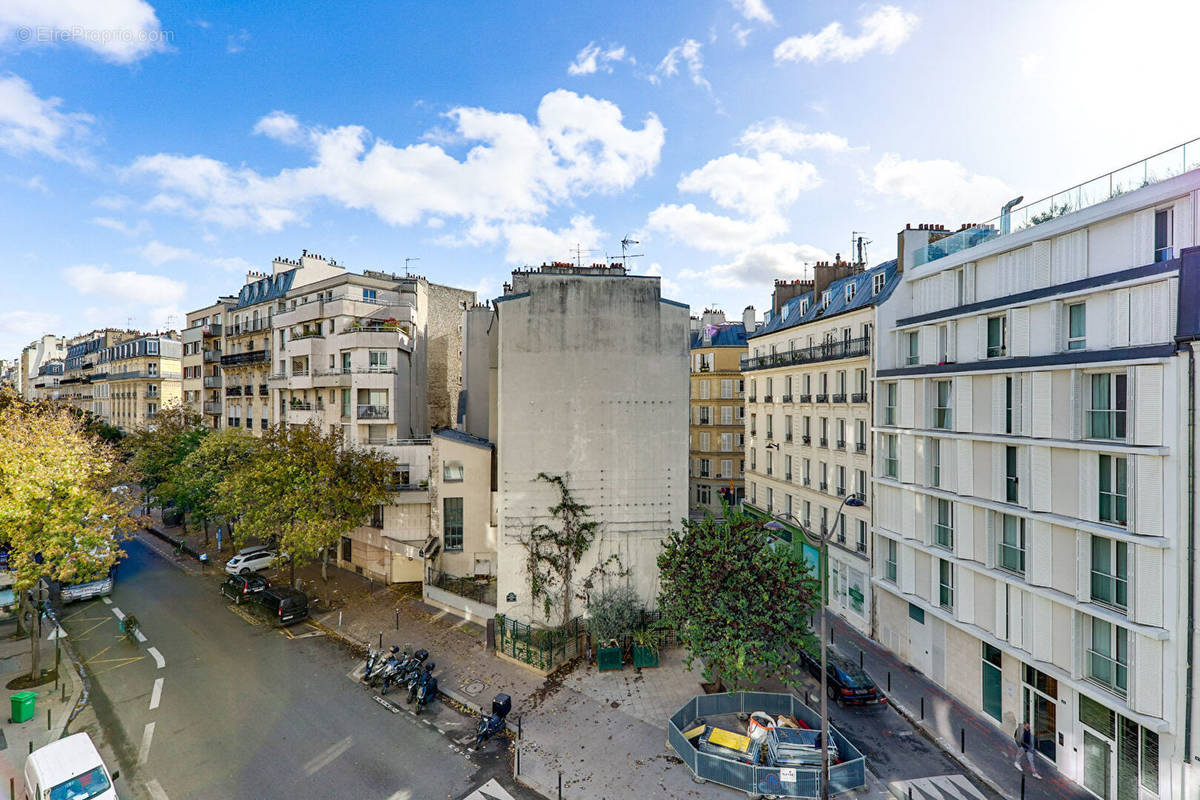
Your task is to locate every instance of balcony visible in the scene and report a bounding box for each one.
[802,435,811,445]
[836,486,846,497]
[203,401,222,415]
[815,393,829,403]
[798,394,812,403]
[357,404,390,420]
[856,541,867,554]
[698,417,711,426]
[819,437,828,447]
[742,335,871,372]
[763,394,773,403]
[749,428,757,437]
[203,350,221,363]
[203,376,221,388]
[819,481,828,491]
[802,478,811,487]
[290,331,324,341]
[227,319,271,337]
[785,434,793,442]
[851,392,868,403]
[855,442,867,453]
[202,323,222,338]
[785,473,792,482]
[748,395,757,403]
[221,350,269,367]
[832,393,847,403]
[836,439,846,450]
[224,387,243,397]
[289,402,314,411]
[259,385,269,396]
[781,394,793,402]
[698,364,711,372]
[269,373,288,382]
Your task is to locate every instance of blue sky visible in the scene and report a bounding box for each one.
[2,0,1199,360]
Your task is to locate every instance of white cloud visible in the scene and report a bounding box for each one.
[90,216,151,236]
[63,264,187,307]
[738,119,850,154]
[644,262,682,297]
[252,110,303,144]
[138,240,196,265]
[652,39,709,91]
[679,242,829,289]
[731,24,752,48]
[0,0,167,63]
[1019,53,1043,78]
[0,310,60,341]
[500,214,605,265]
[869,152,1015,222]
[210,256,253,273]
[647,203,786,254]
[730,0,775,25]
[127,90,665,235]
[0,74,93,163]
[93,194,131,210]
[227,28,250,54]
[775,5,917,64]
[567,42,628,76]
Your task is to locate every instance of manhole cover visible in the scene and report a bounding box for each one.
[464,680,484,696]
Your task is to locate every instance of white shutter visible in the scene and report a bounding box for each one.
[1076,531,1091,602]
[1027,520,1052,587]
[957,568,975,624]
[1135,455,1163,537]
[1133,208,1155,265]
[1020,373,1033,436]
[920,325,938,365]
[963,262,976,303]
[958,503,975,561]
[1133,545,1164,627]
[1132,635,1163,717]
[1151,281,1171,343]
[1078,451,1098,522]
[1174,196,1194,254]
[977,316,988,361]
[959,317,977,363]
[992,443,1006,503]
[1070,370,1083,440]
[900,544,916,593]
[1030,596,1053,661]
[991,375,1006,434]
[1029,447,1052,511]
[957,440,974,496]
[1130,285,1154,345]
[1031,372,1052,438]
[955,375,972,433]
[1010,588,1025,651]
[1010,307,1031,357]
[1134,364,1163,446]
[946,320,958,362]
[1053,229,1088,283]
[1113,289,1131,346]
[1032,240,1052,289]
[1048,300,1063,353]
[996,581,1008,642]
[900,435,916,484]
[899,380,915,429]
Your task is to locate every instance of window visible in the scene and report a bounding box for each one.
[997,514,1025,575]
[720,432,732,451]
[933,498,953,549]
[766,487,774,512]
[700,432,710,451]
[856,419,867,451]
[883,434,898,478]
[873,273,886,295]
[884,383,897,425]
[929,438,941,487]
[845,283,856,302]
[1088,617,1129,695]
[822,290,832,309]
[955,269,965,306]
[856,469,866,496]
[1005,446,1019,503]
[785,415,793,441]
[699,406,711,425]
[906,332,919,365]
[1067,303,1086,350]
[766,451,773,476]
[341,351,352,373]
[363,288,377,301]
[699,380,710,399]
[697,485,711,505]
[802,500,811,526]
[370,504,385,528]
[837,418,846,447]
[1099,454,1128,526]
[721,379,733,398]
[937,325,949,363]
[369,350,388,368]
[802,458,811,485]
[856,520,867,553]
[836,465,846,496]
[750,449,756,470]
[1091,536,1128,611]
[1087,373,1127,440]
[721,459,732,478]
[986,315,1007,358]
[1005,376,1015,434]
[933,380,952,429]
[938,559,955,610]
[1154,207,1173,262]
[700,459,711,478]
[721,406,733,425]
[443,460,465,481]
[784,455,793,480]
[443,497,464,551]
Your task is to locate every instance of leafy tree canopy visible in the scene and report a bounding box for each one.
[125,403,209,504]
[162,427,258,537]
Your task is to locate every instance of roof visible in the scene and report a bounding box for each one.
[433,427,494,451]
[689,323,748,349]
[748,260,900,340]
[27,733,106,786]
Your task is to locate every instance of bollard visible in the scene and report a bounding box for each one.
[960,727,965,753]
[920,697,925,720]
[47,708,50,730]
[10,775,13,800]
[907,787,912,800]
[61,683,66,702]
[395,608,399,630]
[1021,774,1026,799]
[887,671,891,692]
[558,771,562,800]
[338,611,342,628]
[28,741,32,755]
[516,745,520,775]
[378,632,383,649]
[859,649,864,668]
[518,715,522,740]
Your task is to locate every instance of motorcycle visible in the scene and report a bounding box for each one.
[406,662,434,704]
[413,666,438,715]
[382,648,428,696]
[473,693,512,750]
[362,646,386,683]
[367,646,403,687]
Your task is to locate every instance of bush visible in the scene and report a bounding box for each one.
[588,584,641,641]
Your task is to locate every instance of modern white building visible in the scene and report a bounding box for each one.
[19,334,64,400]
[872,151,1200,798]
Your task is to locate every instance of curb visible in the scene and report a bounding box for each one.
[886,695,1008,800]
[45,607,87,730]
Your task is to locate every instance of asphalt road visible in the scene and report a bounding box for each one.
[60,533,538,800]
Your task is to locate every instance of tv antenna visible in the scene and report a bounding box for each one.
[851,232,872,266]
[616,235,643,268]
[571,244,601,268]
[404,257,420,276]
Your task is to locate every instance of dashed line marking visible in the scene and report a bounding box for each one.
[134,629,147,643]
[147,647,165,669]
[137,721,155,766]
[303,736,353,776]
[111,607,125,621]
[149,677,163,710]
[146,779,169,800]
[102,597,112,605]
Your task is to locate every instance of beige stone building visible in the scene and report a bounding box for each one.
[91,333,182,431]
[182,301,229,428]
[688,310,748,517]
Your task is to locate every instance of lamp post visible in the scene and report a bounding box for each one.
[765,491,864,800]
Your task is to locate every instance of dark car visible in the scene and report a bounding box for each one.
[798,648,887,707]
[256,587,309,626]
[220,573,271,605]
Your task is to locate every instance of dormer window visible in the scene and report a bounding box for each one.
[799,299,809,315]
[845,283,856,302]
[822,291,832,309]
[873,273,886,295]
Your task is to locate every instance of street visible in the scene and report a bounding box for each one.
[60,533,537,800]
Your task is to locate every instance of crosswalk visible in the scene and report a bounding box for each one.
[460,779,517,800]
[888,774,989,800]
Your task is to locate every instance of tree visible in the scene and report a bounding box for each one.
[521,473,624,628]
[219,424,397,584]
[125,403,208,528]
[162,428,258,546]
[656,504,820,691]
[0,402,140,681]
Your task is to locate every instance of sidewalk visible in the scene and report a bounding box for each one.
[824,615,1092,800]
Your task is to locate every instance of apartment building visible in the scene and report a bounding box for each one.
[27,359,63,401]
[873,155,1200,797]
[743,262,899,634]
[689,309,749,517]
[60,329,144,417]
[19,334,64,399]
[442,263,689,626]
[90,333,182,430]
[182,301,229,427]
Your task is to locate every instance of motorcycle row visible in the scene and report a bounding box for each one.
[362,645,440,714]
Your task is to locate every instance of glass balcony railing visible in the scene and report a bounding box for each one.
[912,137,1200,268]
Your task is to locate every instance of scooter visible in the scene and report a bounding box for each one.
[382,648,428,696]
[413,665,438,715]
[406,662,434,704]
[473,693,511,750]
[368,646,404,687]
[362,646,385,683]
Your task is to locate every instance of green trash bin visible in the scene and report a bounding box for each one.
[11,691,35,724]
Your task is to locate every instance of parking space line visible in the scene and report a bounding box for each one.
[137,721,155,766]
[146,779,170,800]
[102,597,112,605]
[303,736,353,776]
[147,646,165,669]
[149,677,163,710]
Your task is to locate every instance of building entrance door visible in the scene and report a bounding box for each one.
[1021,665,1058,761]
[1083,730,1112,799]
[907,604,932,675]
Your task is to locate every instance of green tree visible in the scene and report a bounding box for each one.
[656,505,820,691]
[0,401,140,680]
[125,403,208,528]
[162,428,258,547]
[522,473,624,627]
[219,424,397,585]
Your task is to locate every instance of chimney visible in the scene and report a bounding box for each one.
[742,305,756,333]
[812,254,856,299]
[700,309,728,328]
[690,316,701,333]
[896,223,952,273]
[772,278,814,316]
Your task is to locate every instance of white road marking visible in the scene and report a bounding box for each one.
[147,646,165,669]
[462,779,516,800]
[146,779,170,800]
[149,677,163,710]
[303,736,353,776]
[111,607,125,620]
[137,721,155,766]
[102,597,112,605]
[134,629,147,643]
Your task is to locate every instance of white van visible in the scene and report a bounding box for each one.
[24,732,119,800]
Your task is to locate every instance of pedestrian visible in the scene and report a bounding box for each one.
[1014,721,1042,779]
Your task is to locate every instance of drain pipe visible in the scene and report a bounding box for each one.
[1186,343,1196,765]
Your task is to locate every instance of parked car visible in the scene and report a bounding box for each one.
[25,732,119,800]
[257,587,308,626]
[220,573,271,604]
[797,648,887,707]
[225,550,278,575]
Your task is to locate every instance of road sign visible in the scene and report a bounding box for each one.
[780,767,797,783]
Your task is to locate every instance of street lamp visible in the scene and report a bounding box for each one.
[765,491,864,800]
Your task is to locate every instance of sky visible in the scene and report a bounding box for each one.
[2,0,1200,361]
